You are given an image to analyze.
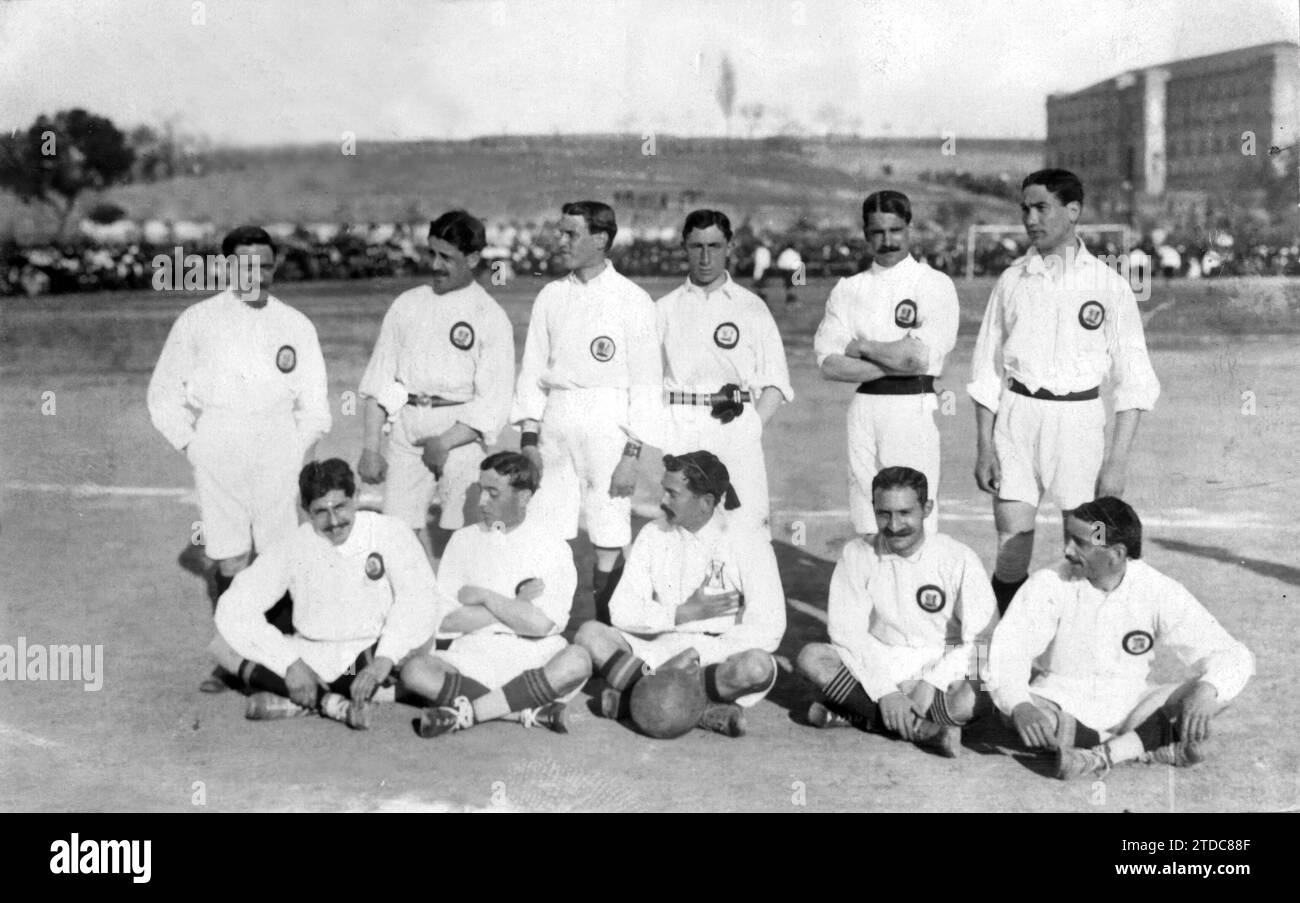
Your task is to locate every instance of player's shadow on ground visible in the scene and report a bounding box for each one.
[1150,537,1300,587]
[768,539,836,716]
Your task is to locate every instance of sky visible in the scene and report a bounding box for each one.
[0,0,1296,146]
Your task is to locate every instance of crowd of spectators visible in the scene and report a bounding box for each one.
[4,217,1298,297]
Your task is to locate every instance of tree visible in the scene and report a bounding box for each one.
[715,54,736,136]
[0,108,135,238]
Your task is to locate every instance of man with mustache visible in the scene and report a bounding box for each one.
[574,451,786,737]
[215,459,443,729]
[813,191,959,538]
[511,201,664,622]
[794,467,998,757]
[358,210,515,563]
[986,497,1252,779]
[656,209,792,537]
[967,170,1160,615]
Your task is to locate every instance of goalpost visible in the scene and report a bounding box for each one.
[964,223,1132,280]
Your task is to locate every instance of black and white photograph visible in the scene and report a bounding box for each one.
[1,0,1296,835]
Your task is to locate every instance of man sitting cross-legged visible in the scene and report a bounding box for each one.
[400,452,591,737]
[214,459,442,729]
[795,466,999,757]
[574,451,787,738]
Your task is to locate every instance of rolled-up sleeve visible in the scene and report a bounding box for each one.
[966,275,1010,412]
[214,546,297,677]
[1156,579,1253,705]
[457,301,516,441]
[812,279,852,368]
[146,311,198,451]
[510,289,552,425]
[986,570,1058,715]
[1108,285,1161,412]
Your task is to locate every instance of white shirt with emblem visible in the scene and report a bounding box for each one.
[435,515,578,639]
[147,290,331,453]
[987,559,1253,731]
[609,510,786,652]
[967,241,1161,412]
[358,281,515,441]
[215,511,443,677]
[813,254,960,376]
[510,262,664,446]
[827,532,998,699]
[657,274,794,401]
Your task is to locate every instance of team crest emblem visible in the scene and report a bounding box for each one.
[894,299,918,328]
[275,345,297,373]
[916,584,946,613]
[1122,630,1153,655]
[364,553,385,581]
[590,336,616,362]
[1078,300,1105,330]
[713,322,740,349]
[449,321,475,350]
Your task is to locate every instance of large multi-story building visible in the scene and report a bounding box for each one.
[1046,42,1299,223]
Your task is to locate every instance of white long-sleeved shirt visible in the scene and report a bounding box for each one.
[827,532,998,700]
[657,274,794,401]
[215,511,443,677]
[966,240,1161,413]
[510,262,664,446]
[435,515,578,639]
[986,560,1254,727]
[147,290,331,452]
[813,255,960,376]
[357,281,515,440]
[609,511,786,652]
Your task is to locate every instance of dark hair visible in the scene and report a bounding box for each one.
[561,200,617,249]
[1072,496,1142,559]
[1022,168,1084,207]
[428,209,487,256]
[681,209,733,242]
[663,451,740,510]
[221,225,277,258]
[481,451,538,493]
[862,190,912,225]
[299,458,356,508]
[871,466,928,507]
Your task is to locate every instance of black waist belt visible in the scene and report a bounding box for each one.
[406,393,465,408]
[1008,379,1099,402]
[857,376,936,395]
[667,390,753,405]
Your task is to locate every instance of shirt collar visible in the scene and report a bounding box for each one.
[679,509,726,544]
[870,253,918,277]
[682,272,735,299]
[872,531,928,562]
[567,259,612,286]
[1023,237,1094,277]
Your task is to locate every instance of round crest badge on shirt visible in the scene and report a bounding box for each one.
[590,336,616,362]
[916,584,946,613]
[1078,300,1105,330]
[364,552,385,581]
[713,322,740,349]
[1121,629,1153,655]
[275,345,297,373]
[894,299,918,328]
[449,321,475,350]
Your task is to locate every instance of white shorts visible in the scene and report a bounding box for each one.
[837,642,982,696]
[528,388,632,548]
[663,402,770,536]
[432,633,569,690]
[993,390,1105,510]
[276,635,374,684]
[846,392,940,535]
[384,404,486,531]
[188,411,301,560]
[620,631,777,709]
[1028,673,1150,741]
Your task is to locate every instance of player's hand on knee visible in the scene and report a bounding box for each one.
[285,659,326,709]
[974,449,1000,494]
[609,456,637,498]
[358,448,387,484]
[1011,702,1057,749]
[879,691,925,740]
[419,437,449,478]
[351,657,394,703]
[1179,681,1218,744]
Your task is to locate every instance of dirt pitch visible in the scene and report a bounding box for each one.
[1,275,1297,812]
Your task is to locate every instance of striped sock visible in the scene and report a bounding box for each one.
[502,668,559,713]
[927,690,962,727]
[433,672,490,707]
[600,649,647,693]
[820,666,877,724]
